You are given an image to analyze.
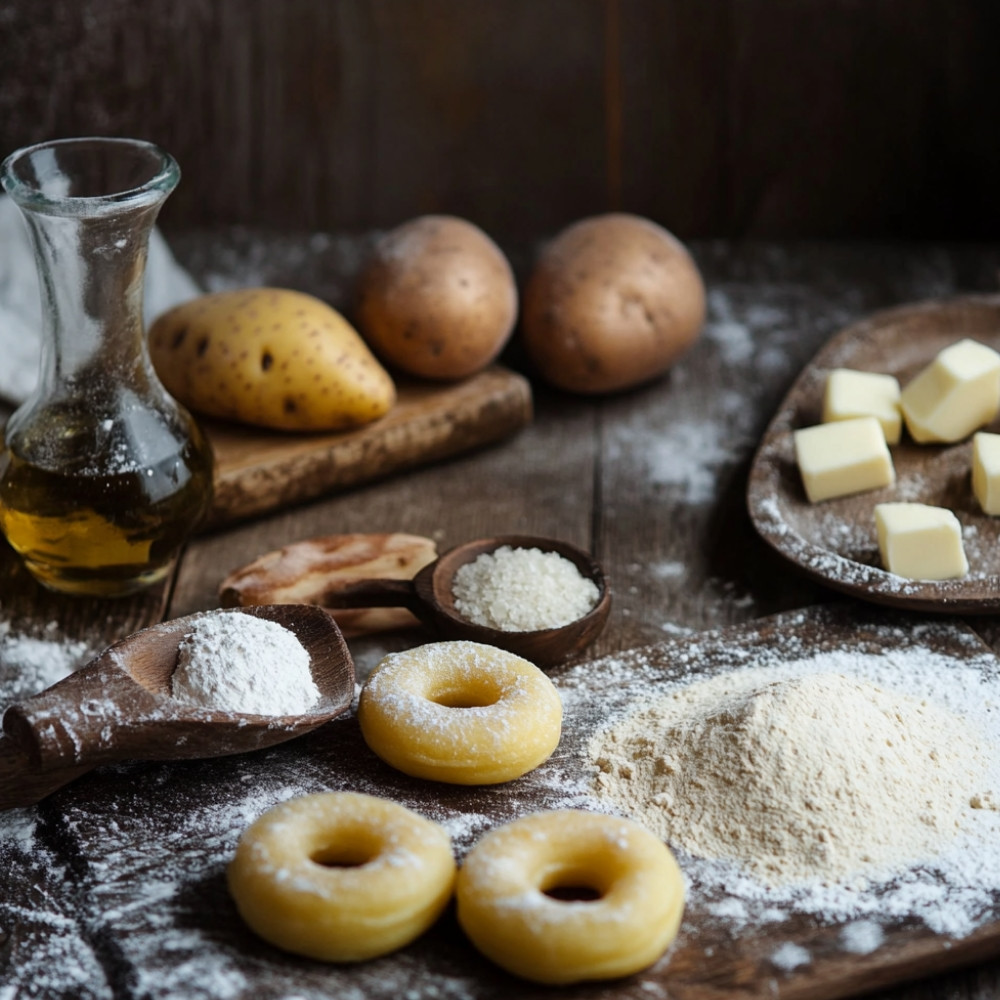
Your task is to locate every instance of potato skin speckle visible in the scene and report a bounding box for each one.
[521,213,705,395]
[148,288,395,431]
[354,215,517,380]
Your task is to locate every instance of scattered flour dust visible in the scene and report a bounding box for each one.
[840,919,885,955]
[0,807,114,999]
[0,619,97,703]
[8,610,1000,997]
[170,611,319,715]
[570,638,1000,940]
[770,941,811,971]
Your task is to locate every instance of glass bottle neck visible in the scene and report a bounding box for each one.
[22,201,162,403]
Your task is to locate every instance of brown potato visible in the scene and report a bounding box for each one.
[521,213,705,394]
[354,215,518,380]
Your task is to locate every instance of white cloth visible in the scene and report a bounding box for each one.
[0,194,201,405]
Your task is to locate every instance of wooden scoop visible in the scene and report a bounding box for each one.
[318,534,611,667]
[0,605,355,809]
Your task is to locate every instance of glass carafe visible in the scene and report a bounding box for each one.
[0,137,213,597]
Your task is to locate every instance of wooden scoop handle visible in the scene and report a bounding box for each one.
[0,733,94,809]
[2,662,164,771]
[317,578,426,615]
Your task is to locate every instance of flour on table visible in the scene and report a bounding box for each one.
[0,620,97,704]
[840,919,885,955]
[0,806,113,999]
[770,941,811,971]
[15,614,1000,998]
[643,416,746,505]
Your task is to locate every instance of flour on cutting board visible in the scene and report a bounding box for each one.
[840,920,886,955]
[0,807,114,999]
[4,615,1000,997]
[557,617,1000,948]
[590,670,992,888]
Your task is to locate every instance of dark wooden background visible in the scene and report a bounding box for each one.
[2,0,999,242]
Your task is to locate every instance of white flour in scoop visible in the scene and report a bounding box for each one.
[170,612,318,715]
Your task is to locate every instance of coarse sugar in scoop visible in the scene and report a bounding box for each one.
[452,545,599,632]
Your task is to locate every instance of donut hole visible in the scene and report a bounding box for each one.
[543,884,603,902]
[539,864,608,903]
[428,681,503,710]
[309,833,380,869]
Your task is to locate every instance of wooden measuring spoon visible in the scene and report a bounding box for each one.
[315,535,611,666]
[1,604,355,807]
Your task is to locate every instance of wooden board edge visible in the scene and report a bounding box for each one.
[201,368,533,529]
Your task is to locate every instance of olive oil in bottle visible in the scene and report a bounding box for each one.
[0,399,213,596]
[0,137,214,596]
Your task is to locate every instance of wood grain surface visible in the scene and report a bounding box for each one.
[1,1,997,241]
[4,238,1000,1000]
[9,604,1000,1000]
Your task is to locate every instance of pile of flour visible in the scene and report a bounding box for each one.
[171,612,319,716]
[589,668,996,888]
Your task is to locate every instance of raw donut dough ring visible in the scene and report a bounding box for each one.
[357,640,562,784]
[456,810,685,984]
[227,791,455,962]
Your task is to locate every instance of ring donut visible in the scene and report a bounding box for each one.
[357,640,562,784]
[456,810,685,984]
[227,791,455,962]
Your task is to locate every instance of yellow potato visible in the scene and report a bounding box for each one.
[149,288,396,432]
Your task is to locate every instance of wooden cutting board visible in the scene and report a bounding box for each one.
[200,365,532,528]
[27,604,1000,1000]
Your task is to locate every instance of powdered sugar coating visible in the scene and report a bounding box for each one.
[358,640,562,784]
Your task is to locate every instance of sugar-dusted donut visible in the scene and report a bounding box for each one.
[456,810,685,984]
[357,640,562,784]
[227,791,455,962]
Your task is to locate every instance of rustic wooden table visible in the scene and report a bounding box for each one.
[3,234,1000,999]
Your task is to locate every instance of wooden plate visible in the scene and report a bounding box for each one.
[748,294,1000,613]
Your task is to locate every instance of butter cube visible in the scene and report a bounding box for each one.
[822,368,902,444]
[972,431,1000,515]
[793,416,895,503]
[875,503,968,580]
[900,338,1000,443]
